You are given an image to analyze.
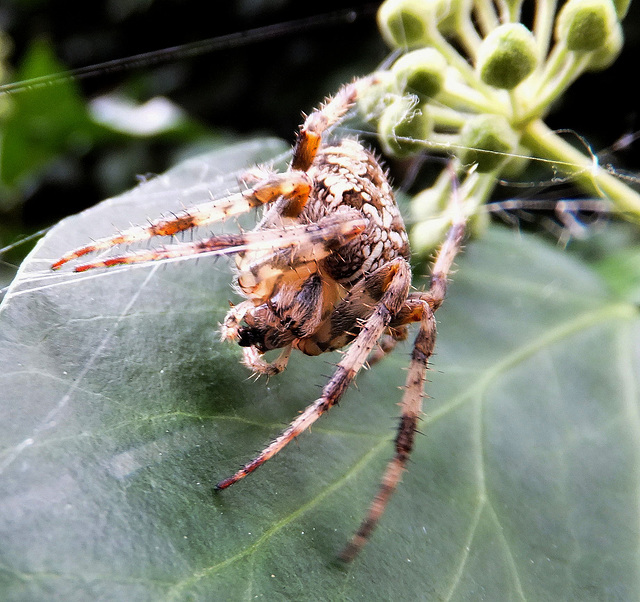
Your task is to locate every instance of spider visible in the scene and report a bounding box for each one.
[52,75,466,561]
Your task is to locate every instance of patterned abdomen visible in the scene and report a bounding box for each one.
[304,139,410,286]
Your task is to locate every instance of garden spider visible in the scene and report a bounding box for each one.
[52,75,466,561]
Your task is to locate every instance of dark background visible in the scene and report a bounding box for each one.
[0,1,384,229]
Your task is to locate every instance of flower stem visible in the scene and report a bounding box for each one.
[521,119,640,221]
[533,0,558,60]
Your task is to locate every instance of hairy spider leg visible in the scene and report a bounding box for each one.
[69,212,365,273]
[220,300,253,342]
[52,76,378,271]
[341,301,437,562]
[214,257,411,491]
[366,326,409,366]
[241,345,293,376]
[340,214,466,561]
[51,171,313,270]
[290,76,374,172]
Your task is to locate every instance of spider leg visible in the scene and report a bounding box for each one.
[291,76,374,171]
[340,214,466,561]
[295,259,411,357]
[234,211,365,297]
[215,257,411,491]
[51,171,313,270]
[340,300,436,562]
[220,300,253,343]
[69,213,366,273]
[241,345,292,376]
[233,270,324,375]
[367,326,409,366]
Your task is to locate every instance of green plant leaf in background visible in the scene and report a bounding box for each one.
[1,140,639,601]
[0,40,104,197]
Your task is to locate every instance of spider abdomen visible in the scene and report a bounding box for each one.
[305,139,410,285]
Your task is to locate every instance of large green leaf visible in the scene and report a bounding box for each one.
[1,140,639,601]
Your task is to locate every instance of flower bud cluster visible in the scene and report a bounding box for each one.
[363,0,632,253]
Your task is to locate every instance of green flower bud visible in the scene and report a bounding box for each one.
[556,0,619,52]
[586,21,623,70]
[391,48,448,100]
[612,0,631,18]
[357,71,398,123]
[377,0,437,48]
[477,23,538,89]
[458,114,518,172]
[411,216,451,255]
[378,97,433,158]
[377,0,461,44]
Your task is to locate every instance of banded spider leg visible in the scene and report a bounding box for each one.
[51,76,374,274]
[215,207,466,560]
[341,199,466,561]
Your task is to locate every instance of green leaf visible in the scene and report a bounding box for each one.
[0,40,103,191]
[595,247,640,304]
[1,140,639,601]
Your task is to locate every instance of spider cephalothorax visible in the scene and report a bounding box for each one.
[52,76,465,560]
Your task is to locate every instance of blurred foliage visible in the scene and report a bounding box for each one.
[0,40,106,203]
[0,2,382,223]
